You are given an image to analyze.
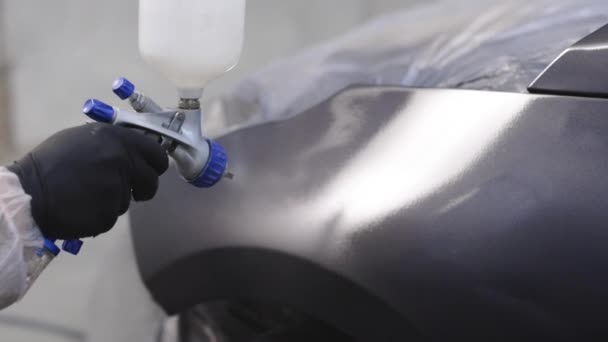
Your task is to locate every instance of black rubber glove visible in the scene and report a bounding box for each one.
[6,123,168,240]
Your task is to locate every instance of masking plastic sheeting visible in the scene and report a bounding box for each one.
[205,0,608,137]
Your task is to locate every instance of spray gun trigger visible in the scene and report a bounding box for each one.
[160,112,186,151]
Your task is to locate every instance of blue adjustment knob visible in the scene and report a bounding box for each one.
[83,99,115,123]
[112,77,135,100]
[62,239,84,255]
[190,140,228,188]
[39,239,61,257]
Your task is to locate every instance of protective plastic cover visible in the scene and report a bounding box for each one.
[204,0,608,136]
[0,168,44,309]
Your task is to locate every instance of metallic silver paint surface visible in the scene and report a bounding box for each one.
[131,86,608,340]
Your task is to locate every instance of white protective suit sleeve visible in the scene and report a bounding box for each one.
[0,166,44,310]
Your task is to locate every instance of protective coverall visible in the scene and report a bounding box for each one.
[0,123,168,309]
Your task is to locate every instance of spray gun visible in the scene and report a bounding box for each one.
[24,0,246,292]
[82,77,232,188]
[24,79,230,292]
[104,0,246,186]
[24,79,231,292]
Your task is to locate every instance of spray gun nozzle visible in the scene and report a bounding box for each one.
[224,171,235,180]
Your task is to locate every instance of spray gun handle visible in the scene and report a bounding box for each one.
[83,76,231,189]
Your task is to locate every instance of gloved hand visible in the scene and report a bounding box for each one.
[6,123,168,240]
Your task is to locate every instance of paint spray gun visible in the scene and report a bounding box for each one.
[83,0,247,188]
[25,0,246,291]
[25,83,230,290]
[82,77,232,187]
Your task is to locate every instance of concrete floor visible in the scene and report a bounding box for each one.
[0,1,422,341]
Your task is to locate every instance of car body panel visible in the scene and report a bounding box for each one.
[131,86,608,340]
